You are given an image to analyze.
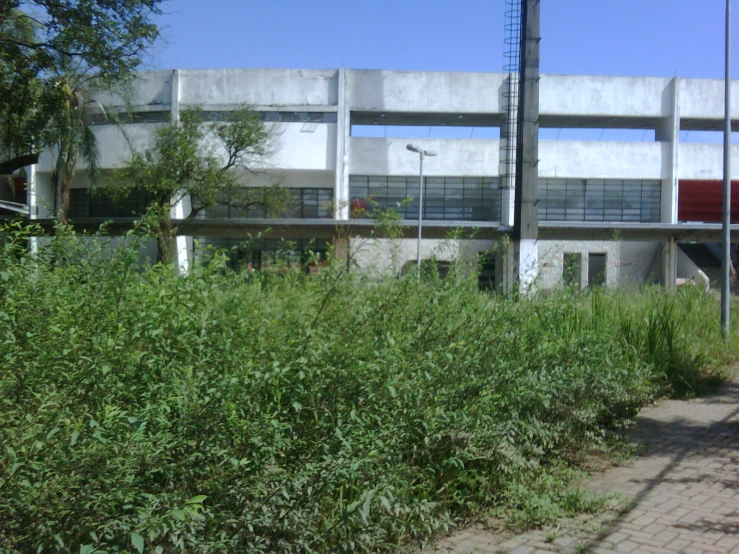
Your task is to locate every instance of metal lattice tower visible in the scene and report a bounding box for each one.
[501,0,522,194]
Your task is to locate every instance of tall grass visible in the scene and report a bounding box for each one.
[0,225,736,552]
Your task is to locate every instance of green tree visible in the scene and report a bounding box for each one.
[48,56,105,224]
[0,1,163,175]
[111,108,288,265]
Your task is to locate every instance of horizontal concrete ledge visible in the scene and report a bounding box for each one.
[539,222,739,242]
[11,218,739,243]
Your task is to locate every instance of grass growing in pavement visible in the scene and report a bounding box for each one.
[0,224,736,552]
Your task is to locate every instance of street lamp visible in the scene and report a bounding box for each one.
[406,143,437,273]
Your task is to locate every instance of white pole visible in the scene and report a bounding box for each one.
[722,0,732,337]
[417,151,424,274]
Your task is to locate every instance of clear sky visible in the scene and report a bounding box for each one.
[151,0,737,143]
[153,0,734,78]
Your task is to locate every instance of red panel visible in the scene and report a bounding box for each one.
[678,180,739,223]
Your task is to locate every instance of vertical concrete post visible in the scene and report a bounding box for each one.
[26,163,37,220]
[334,68,350,221]
[513,0,540,293]
[663,236,678,291]
[26,163,38,255]
[169,69,192,274]
[655,78,681,291]
[656,77,680,225]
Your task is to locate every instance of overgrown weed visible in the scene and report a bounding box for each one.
[0,224,736,552]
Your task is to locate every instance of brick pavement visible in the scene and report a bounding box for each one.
[424,376,739,553]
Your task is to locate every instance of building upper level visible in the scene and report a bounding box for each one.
[89,68,739,132]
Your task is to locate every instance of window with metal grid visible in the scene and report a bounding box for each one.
[198,188,333,219]
[349,176,501,222]
[68,188,155,219]
[538,179,661,223]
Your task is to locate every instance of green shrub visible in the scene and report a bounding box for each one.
[0,225,735,552]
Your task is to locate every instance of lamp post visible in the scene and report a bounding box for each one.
[406,143,437,273]
[722,0,732,337]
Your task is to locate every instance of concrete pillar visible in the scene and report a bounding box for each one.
[656,77,680,225]
[334,68,350,221]
[655,79,680,291]
[26,163,38,255]
[512,0,540,294]
[169,69,192,274]
[663,236,678,291]
[26,164,37,220]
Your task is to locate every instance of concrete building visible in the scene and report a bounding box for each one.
[8,68,739,289]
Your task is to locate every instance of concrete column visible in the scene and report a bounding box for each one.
[512,0,540,294]
[656,77,680,225]
[663,236,678,291]
[26,163,38,255]
[26,164,37,220]
[334,68,350,221]
[169,69,192,274]
[656,78,680,291]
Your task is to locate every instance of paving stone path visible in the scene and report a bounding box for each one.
[425,376,739,553]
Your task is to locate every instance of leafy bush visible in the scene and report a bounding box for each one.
[0,224,735,552]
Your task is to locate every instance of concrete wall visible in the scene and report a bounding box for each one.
[678,143,739,180]
[179,69,338,109]
[539,141,665,179]
[540,75,670,118]
[348,70,504,114]
[262,123,337,171]
[37,124,157,171]
[680,78,739,121]
[619,241,663,284]
[349,236,495,277]
[92,70,174,109]
[538,240,621,289]
[350,138,499,177]
[239,170,334,189]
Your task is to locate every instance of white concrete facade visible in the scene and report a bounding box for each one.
[20,68,739,289]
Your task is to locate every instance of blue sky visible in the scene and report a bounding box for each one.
[152,0,736,142]
[154,0,733,77]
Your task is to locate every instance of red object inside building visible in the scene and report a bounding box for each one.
[678,180,739,223]
[12,176,26,194]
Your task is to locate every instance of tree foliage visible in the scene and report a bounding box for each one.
[0,0,163,174]
[111,108,287,263]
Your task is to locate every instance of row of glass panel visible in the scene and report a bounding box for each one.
[66,179,662,223]
[68,188,333,220]
[197,188,333,219]
[350,176,662,223]
[349,176,501,221]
